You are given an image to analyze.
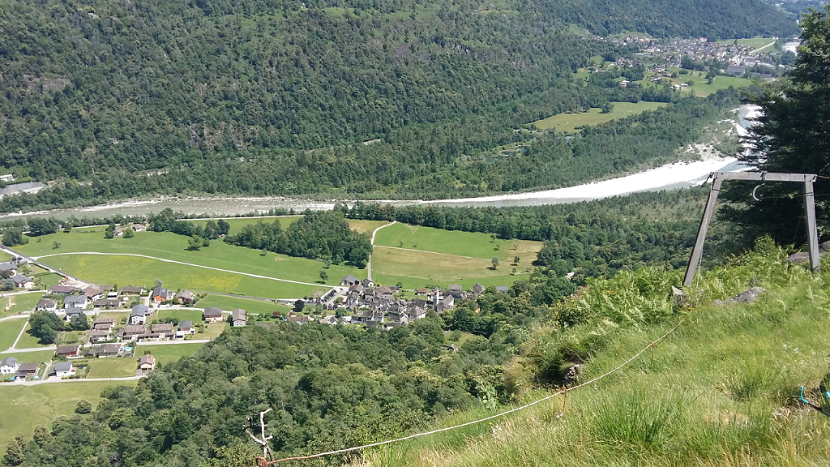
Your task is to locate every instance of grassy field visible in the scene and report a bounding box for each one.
[717,37,776,50]
[152,308,203,324]
[34,273,63,288]
[17,230,353,296]
[0,380,138,447]
[201,322,227,339]
[531,102,667,132]
[197,294,291,316]
[136,343,204,365]
[0,318,26,352]
[40,254,326,300]
[347,219,389,234]
[357,266,830,466]
[370,223,541,288]
[16,323,52,349]
[12,350,57,365]
[86,357,137,378]
[373,223,541,261]
[0,292,42,319]
[184,216,301,235]
[653,72,757,97]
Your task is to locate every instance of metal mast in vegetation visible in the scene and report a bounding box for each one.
[684,171,820,286]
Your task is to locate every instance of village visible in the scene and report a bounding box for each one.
[1,255,509,384]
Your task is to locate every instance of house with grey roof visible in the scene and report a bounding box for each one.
[130,305,149,325]
[64,295,88,309]
[64,306,85,322]
[176,290,196,304]
[49,285,77,295]
[0,357,18,375]
[97,343,123,358]
[0,262,17,276]
[340,275,361,286]
[177,320,194,338]
[50,362,75,378]
[231,309,247,327]
[203,307,223,322]
[11,275,33,289]
[36,298,57,312]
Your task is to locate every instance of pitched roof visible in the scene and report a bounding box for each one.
[0,262,16,271]
[64,295,87,305]
[83,287,104,298]
[203,307,223,318]
[139,354,155,365]
[37,299,57,308]
[232,308,246,321]
[176,290,195,299]
[93,318,114,325]
[97,343,122,354]
[49,285,77,293]
[124,325,146,334]
[56,345,80,355]
[10,274,31,284]
[151,323,175,332]
[178,320,193,330]
[54,362,72,372]
[65,306,84,316]
[121,285,144,293]
[131,305,149,317]
[0,356,17,367]
[18,363,38,372]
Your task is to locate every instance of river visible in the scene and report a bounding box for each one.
[0,106,757,221]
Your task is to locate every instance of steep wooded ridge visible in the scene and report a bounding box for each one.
[0,0,792,209]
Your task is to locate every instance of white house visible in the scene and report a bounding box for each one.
[52,362,75,378]
[64,295,88,309]
[36,299,57,312]
[0,357,18,375]
[130,305,149,325]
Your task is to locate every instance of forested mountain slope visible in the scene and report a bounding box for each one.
[0,0,793,209]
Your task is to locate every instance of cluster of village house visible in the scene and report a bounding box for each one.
[0,259,38,290]
[0,279,250,382]
[330,275,508,330]
[595,36,787,84]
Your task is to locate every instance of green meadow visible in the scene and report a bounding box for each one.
[151,308,203,324]
[184,216,301,235]
[0,381,139,448]
[716,37,777,50]
[373,223,541,261]
[531,101,667,132]
[16,323,52,350]
[0,292,41,319]
[0,318,26,352]
[17,230,358,298]
[86,357,137,378]
[135,343,203,365]
[197,294,292,316]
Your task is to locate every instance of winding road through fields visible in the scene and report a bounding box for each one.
[34,251,333,290]
[367,221,396,281]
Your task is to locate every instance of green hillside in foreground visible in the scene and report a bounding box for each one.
[6,239,830,467]
[354,245,830,466]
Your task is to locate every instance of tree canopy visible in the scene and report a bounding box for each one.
[724,7,830,243]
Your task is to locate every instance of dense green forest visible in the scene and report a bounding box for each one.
[224,211,373,267]
[3,312,529,466]
[0,0,789,212]
[0,89,742,214]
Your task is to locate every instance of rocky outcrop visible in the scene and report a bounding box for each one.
[713,287,766,306]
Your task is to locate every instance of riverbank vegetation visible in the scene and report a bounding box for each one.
[0,0,775,215]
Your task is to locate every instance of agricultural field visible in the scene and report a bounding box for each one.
[184,216,301,235]
[151,308,203,324]
[346,219,389,234]
[197,294,292,316]
[716,36,776,50]
[17,230,350,297]
[531,102,667,132]
[648,72,756,97]
[200,322,228,339]
[370,224,541,289]
[0,380,139,447]
[86,357,137,378]
[12,350,56,365]
[16,323,52,350]
[0,318,26,351]
[0,292,41,319]
[373,223,541,261]
[136,343,203,365]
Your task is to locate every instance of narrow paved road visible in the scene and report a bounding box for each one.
[367,221,396,281]
[9,317,29,349]
[1,346,57,354]
[0,245,92,287]
[36,251,335,290]
[17,375,145,386]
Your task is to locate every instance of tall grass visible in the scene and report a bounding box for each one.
[350,241,830,466]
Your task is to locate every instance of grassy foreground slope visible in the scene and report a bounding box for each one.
[357,243,830,466]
